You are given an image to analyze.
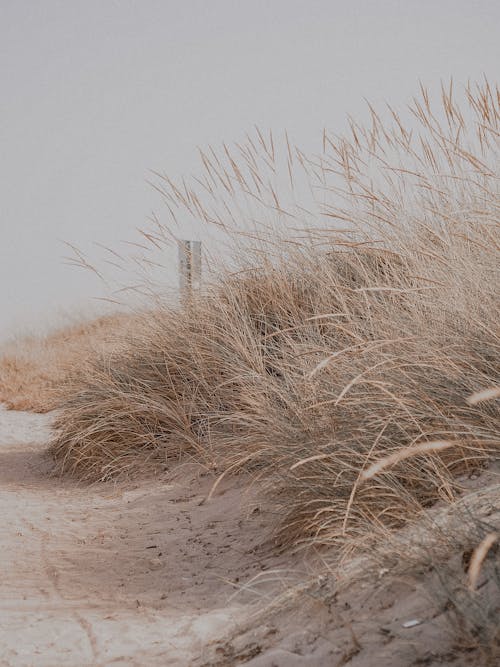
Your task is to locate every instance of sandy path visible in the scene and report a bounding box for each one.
[0,405,290,667]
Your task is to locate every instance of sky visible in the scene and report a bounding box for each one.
[1,0,499,339]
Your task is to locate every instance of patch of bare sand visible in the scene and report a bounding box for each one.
[0,406,306,667]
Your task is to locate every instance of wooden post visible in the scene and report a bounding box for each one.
[178,240,201,305]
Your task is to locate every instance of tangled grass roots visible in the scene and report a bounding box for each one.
[50,81,500,547]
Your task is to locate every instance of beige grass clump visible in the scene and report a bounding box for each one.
[0,314,133,412]
[50,81,499,548]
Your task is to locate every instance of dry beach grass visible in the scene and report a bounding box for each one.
[2,81,499,663]
[0,313,137,412]
[50,82,499,547]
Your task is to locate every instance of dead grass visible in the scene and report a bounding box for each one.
[46,82,500,557]
[3,78,498,667]
[0,313,134,412]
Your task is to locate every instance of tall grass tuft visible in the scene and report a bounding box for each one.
[50,81,499,548]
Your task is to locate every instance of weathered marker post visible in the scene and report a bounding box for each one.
[178,240,202,305]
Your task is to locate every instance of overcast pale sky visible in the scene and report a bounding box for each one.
[1,0,499,339]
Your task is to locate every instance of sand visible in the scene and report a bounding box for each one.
[0,405,300,666]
